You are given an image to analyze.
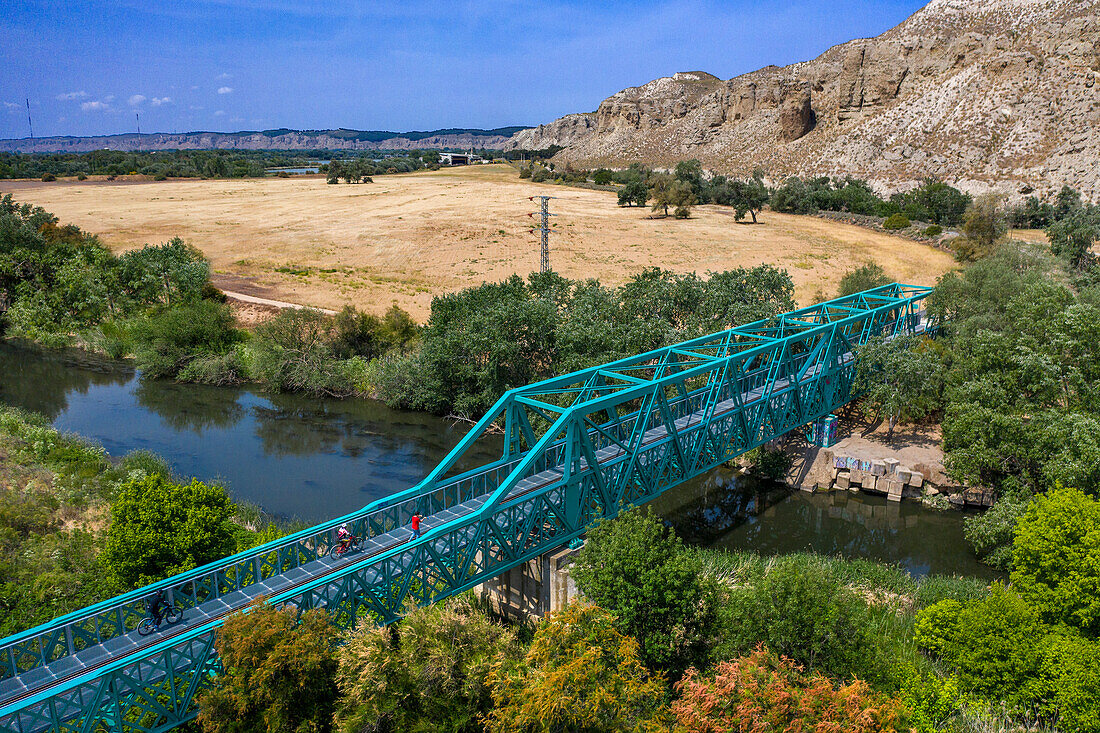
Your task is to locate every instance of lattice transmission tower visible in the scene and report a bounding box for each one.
[528,195,556,273]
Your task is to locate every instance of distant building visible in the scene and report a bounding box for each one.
[439,151,482,166]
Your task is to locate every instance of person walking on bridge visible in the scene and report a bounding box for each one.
[411,512,422,540]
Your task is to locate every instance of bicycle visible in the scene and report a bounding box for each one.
[329,534,363,560]
[137,605,183,636]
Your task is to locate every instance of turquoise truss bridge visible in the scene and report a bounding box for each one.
[0,283,932,733]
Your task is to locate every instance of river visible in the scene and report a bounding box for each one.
[0,342,995,579]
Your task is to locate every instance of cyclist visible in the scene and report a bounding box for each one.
[336,523,352,552]
[146,588,167,631]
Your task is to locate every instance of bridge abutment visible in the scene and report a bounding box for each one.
[478,545,582,621]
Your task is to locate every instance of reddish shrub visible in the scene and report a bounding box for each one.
[672,646,908,733]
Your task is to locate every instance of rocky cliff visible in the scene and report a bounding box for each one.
[0,127,527,154]
[507,0,1100,200]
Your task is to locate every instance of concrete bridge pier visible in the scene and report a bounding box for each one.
[478,545,582,621]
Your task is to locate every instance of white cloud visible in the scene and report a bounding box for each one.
[103,95,115,102]
[190,85,199,91]
[128,94,147,106]
[189,105,205,111]
[216,73,232,80]
[81,100,109,111]
[217,86,233,95]
[213,110,226,116]
[151,96,172,106]
[4,101,22,113]
[56,91,88,101]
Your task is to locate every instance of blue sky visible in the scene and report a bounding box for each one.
[1,0,926,139]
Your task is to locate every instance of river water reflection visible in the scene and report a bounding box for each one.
[0,342,992,578]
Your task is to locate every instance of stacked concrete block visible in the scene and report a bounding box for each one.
[870,460,887,476]
[907,471,924,488]
[884,458,900,474]
[836,471,851,490]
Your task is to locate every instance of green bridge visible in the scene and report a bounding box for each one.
[0,283,932,733]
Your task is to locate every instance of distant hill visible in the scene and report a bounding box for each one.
[507,0,1100,201]
[0,127,530,153]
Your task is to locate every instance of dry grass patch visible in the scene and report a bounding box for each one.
[3,166,956,320]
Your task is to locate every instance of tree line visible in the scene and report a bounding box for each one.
[518,158,1098,247]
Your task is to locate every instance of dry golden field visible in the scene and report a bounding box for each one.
[1,165,957,320]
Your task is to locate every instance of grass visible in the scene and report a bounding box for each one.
[694,547,990,611]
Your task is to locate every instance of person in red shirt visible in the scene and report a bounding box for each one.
[411,513,422,540]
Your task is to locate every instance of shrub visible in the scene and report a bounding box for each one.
[484,602,673,733]
[153,173,167,181]
[529,166,549,183]
[897,667,962,733]
[335,594,520,733]
[102,473,237,587]
[922,224,943,237]
[518,166,531,179]
[198,602,338,733]
[838,261,891,297]
[592,168,614,185]
[743,444,791,481]
[41,173,56,182]
[1031,629,1100,733]
[719,561,880,683]
[130,300,240,379]
[935,583,1044,707]
[251,308,351,396]
[76,173,87,181]
[913,599,963,658]
[964,492,1029,569]
[883,213,911,230]
[673,647,909,733]
[1011,486,1100,634]
[572,509,720,677]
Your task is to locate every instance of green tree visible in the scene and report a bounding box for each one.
[730,170,769,223]
[837,261,890,297]
[674,159,706,200]
[853,335,943,441]
[648,173,674,216]
[670,179,697,219]
[102,474,237,588]
[198,602,338,733]
[571,509,719,676]
[484,602,672,733]
[335,594,519,733]
[592,168,614,186]
[1011,486,1100,634]
[118,237,210,305]
[412,275,557,417]
[905,178,971,226]
[955,194,1007,261]
[1048,209,1099,269]
[617,178,648,207]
